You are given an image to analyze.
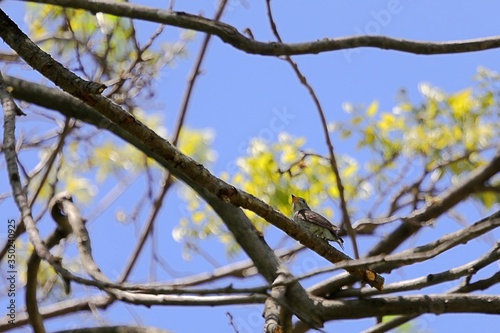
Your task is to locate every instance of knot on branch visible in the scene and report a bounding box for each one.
[216,185,238,203]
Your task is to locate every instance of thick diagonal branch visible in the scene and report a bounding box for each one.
[0,12,324,321]
[5,74,385,292]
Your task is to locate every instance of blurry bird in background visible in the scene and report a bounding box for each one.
[291,194,345,250]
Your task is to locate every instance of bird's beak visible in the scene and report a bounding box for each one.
[291,194,298,203]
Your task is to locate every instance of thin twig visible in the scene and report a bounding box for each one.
[227,312,241,333]
[265,0,359,259]
[105,22,165,97]
[29,118,75,208]
[165,243,304,287]
[118,0,229,283]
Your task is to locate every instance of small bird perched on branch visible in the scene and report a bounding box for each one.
[291,194,345,250]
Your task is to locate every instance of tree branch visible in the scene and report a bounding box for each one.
[5,53,382,323]
[1,71,46,333]
[363,253,500,333]
[18,0,500,56]
[0,295,112,332]
[336,241,500,298]
[48,193,271,305]
[264,295,282,333]
[319,294,500,320]
[53,326,172,333]
[117,0,231,284]
[164,244,305,287]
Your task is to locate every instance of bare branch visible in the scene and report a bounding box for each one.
[165,244,304,287]
[37,193,271,310]
[18,0,500,57]
[119,177,174,282]
[3,73,324,327]
[0,124,74,261]
[125,283,268,296]
[94,293,267,307]
[264,269,291,333]
[24,192,82,333]
[174,0,228,146]
[406,151,500,226]
[226,312,241,333]
[53,326,172,333]
[30,118,75,208]
[348,210,500,274]
[0,295,112,332]
[336,241,500,298]
[451,270,500,293]
[363,251,500,333]
[319,294,500,320]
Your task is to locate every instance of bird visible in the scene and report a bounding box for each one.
[291,194,345,250]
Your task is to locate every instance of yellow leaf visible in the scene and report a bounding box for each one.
[323,207,334,219]
[378,113,396,131]
[452,126,463,140]
[192,212,205,224]
[282,148,298,163]
[364,127,375,145]
[449,89,472,118]
[352,116,363,125]
[343,163,358,178]
[366,100,379,117]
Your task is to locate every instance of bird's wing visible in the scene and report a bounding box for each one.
[299,209,340,232]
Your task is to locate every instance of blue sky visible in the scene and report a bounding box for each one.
[1,1,500,332]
